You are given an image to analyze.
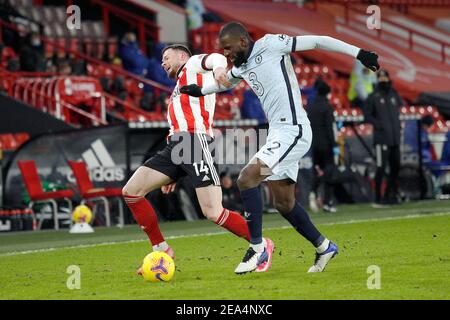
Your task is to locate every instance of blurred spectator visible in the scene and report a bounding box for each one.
[185,0,222,30]
[71,59,87,75]
[111,76,128,100]
[404,115,435,164]
[146,57,176,89]
[348,60,376,109]
[308,78,338,213]
[46,59,58,73]
[111,56,122,67]
[241,89,267,124]
[58,60,72,75]
[364,69,404,206]
[1,0,41,48]
[1,44,20,71]
[108,76,128,114]
[151,42,166,62]
[99,77,111,92]
[441,132,450,165]
[420,115,436,163]
[186,0,205,30]
[301,84,317,107]
[6,55,19,71]
[0,0,16,20]
[19,31,45,72]
[220,168,242,212]
[140,92,155,112]
[119,32,148,76]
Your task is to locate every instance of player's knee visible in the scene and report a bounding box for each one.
[274,198,295,214]
[122,185,130,197]
[203,212,217,222]
[202,206,222,222]
[237,171,253,190]
[122,183,146,198]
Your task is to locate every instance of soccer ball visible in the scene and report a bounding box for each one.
[72,205,93,224]
[141,251,175,282]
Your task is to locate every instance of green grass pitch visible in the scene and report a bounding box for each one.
[0,201,449,300]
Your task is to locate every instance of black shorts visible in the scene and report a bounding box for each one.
[144,132,220,188]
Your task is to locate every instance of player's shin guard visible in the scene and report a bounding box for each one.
[216,209,250,242]
[124,195,165,246]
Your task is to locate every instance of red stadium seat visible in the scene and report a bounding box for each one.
[18,160,73,230]
[0,134,17,150]
[107,38,118,60]
[68,160,124,227]
[1,47,17,68]
[84,38,95,57]
[14,133,30,146]
[44,37,56,58]
[95,39,106,60]
[54,77,104,125]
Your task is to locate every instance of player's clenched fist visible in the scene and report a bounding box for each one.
[213,67,232,88]
[357,49,380,72]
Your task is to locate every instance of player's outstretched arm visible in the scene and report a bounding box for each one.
[180,70,241,97]
[294,35,380,71]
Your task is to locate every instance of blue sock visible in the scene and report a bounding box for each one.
[240,187,263,245]
[282,202,324,247]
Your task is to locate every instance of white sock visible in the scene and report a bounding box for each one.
[316,239,330,254]
[250,240,265,253]
[153,241,169,252]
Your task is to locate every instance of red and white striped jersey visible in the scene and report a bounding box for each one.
[167,54,218,137]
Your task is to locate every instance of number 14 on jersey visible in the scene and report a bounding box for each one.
[193,161,209,176]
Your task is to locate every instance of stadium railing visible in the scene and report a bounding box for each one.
[0,19,172,113]
[338,5,450,63]
[311,0,450,7]
[2,73,107,127]
[1,64,166,125]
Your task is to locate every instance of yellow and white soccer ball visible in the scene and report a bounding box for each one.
[141,251,175,282]
[72,205,93,224]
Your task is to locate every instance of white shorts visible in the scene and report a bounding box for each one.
[253,124,312,182]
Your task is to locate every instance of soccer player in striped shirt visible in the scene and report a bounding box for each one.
[122,45,272,274]
[181,22,380,274]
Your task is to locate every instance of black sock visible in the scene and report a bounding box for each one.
[282,202,324,247]
[240,187,263,245]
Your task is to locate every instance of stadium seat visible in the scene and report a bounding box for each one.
[14,133,30,146]
[68,160,124,227]
[1,47,18,68]
[1,134,16,150]
[17,160,74,230]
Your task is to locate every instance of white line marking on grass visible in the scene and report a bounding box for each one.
[1,212,448,258]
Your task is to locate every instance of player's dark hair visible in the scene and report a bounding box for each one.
[219,22,251,40]
[162,44,192,57]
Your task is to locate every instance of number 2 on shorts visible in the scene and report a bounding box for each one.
[262,141,281,156]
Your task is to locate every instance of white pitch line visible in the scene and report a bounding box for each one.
[0,212,448,258]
